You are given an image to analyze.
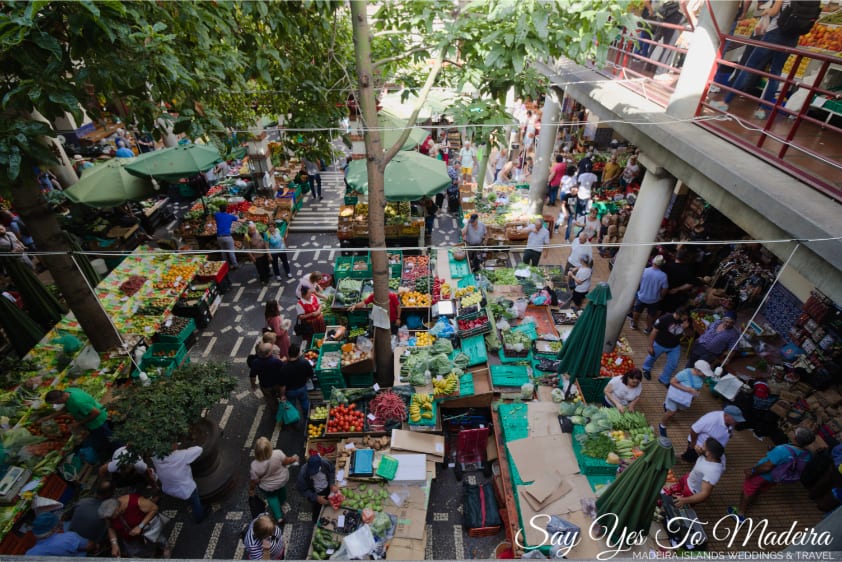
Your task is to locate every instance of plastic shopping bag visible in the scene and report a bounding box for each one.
[276,401,300,425]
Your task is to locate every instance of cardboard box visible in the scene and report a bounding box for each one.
[779,390,798,403]
[390,429,445,463]
[392,506,427,540]
[771,400,792,418]
[391,454,428,484]
[388,537,426,560]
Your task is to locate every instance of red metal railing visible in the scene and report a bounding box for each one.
[602,5,842,202]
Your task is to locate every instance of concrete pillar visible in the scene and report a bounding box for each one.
[604,159,676,352]
[30,110,78,188]
[156,117,179,147]
[667,1,740,119]
[528,94,560,212]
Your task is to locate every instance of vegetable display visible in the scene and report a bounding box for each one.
[368,390,407,424]
[432,373,459,397]
[327,404,366,433]
[342,484,390,511]
[409,394,434,423]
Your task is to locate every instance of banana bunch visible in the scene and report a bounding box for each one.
[409,394,434,423]
[432,373,459,397]
[454,286,476,298]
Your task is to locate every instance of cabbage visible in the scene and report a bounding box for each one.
[452,352,470,369]
[558,402,578,416]
[430,353,452,376]
[433,338,453,355]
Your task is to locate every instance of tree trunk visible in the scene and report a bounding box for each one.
[475,143,490,191]
[13,160,122,352]
[528,95,560,214]
[351,1,392,386]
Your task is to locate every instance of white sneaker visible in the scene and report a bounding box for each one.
[709,84,721,94]
[753,109,768,119]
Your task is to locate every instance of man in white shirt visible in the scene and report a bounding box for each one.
[670,438,725,508]
[566,231,592,274]
[459,141,477,183]
[522,217,550,266]
[153,444,206,523]
[99,446,156,489]
[681,405,745,463]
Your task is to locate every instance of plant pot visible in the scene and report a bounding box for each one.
[188,418,221,477]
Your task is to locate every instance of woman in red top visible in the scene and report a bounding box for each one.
[264,300,291,360]
[100,493,166,558]
[296,286,326,342]
[348,291,402,334]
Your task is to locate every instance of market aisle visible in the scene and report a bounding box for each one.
[288,169,344,233]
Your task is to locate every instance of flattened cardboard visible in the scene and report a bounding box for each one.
[507,434,578,482]
[517,474,595,547]
[528,402,565,437]
[391,429,445,462]
[522,471,568,506]
[392,506,427,540]
[388,537,426,561]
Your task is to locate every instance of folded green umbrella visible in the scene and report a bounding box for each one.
[4,258,67,329]
[0,293,44,356]
[558,283,611,395]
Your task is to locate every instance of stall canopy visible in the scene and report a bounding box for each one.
[0,293,44,357]
[378,110,429,152]
[4,258,67,329]
[595,436,675,543]
[125,143,222,182]
[557,283,611,394]
[64,158,158,209]
[345,151,451,201]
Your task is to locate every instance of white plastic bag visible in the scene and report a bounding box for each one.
[356,336,373,353]
[74,345,101,371]
[331,525,375,559]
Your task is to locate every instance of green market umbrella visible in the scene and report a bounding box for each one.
[595,437,675,543]
[378,110,429,151]
[379,90,464,120]
[4,258,66,329]
[558,282,612,397]
[64,158,158,208]
[345,151,451,201]
[0,293,45,356]
[125,143,222,182]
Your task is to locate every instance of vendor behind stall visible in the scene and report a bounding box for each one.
[297,454,338,518]
[348,290,401,335]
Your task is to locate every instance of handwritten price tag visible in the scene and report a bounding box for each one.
[367,413,377,421]
[373,383,381,392]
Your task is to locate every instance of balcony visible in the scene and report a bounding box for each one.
[602,7,842,202]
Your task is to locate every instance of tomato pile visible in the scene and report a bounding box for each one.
[326,403,366,433]
[432,276,444,305]
[226,201,251,214]
[599,350,635,377]
[458,315,489,332]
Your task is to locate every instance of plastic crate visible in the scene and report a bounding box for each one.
[388,251,403,278]
[156,317,196,344]
[408,394,437,426]
[449,251,471,279]
[142,342,187,368]
[344,195,358,206]
[490,364,530,388]
[132,361,174,379]
[376,454,399,480]
[459,373,475,396]
[345,372,374,388]
[497,348,532,364]
[456,335,488,367]
[316,343,342,378]
[497,402,529,442]
[456,275,477,289]
[319,373,346,400]
[456,309,491,338]
[572,426,619,476]
[334,256,354,279]
[576,376,612,405]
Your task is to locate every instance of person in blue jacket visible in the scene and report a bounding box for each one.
[296,454,337,519]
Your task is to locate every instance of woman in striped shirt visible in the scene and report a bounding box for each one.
[243,515,284,560]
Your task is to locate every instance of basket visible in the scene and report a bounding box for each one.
[505,223,530,241]
[142,342,188,368]
[576,376,612,404]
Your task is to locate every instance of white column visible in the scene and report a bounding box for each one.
[529,94,560,213]
[667,1,740,119]
[604,161,677,352]
[30,110,77,187]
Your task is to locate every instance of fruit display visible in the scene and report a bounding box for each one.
[154,264,198,291]
[799,22,842,52]
[340,343,371,366]
[327,403,367,433]
[310,405,330,420]
[367,390,407,425]
[409,393,434,423]
[310,528,342,560]
[388,277,400,290]
[341,483,390,511]
[347,326,367,339]
[137,298,172,316]
[457,314,490,333]
[307,442,337,459]
[432,373,459,397]
[413,332,435,347]
[413,275,430,294]
[119,275,147,296]
[402,255,430,280]
[400,290,431,307]
[156,316,192,337]
[600,349,634,377]
[439,281,451,300]
[308,422,326,438]
[459,290,483,309]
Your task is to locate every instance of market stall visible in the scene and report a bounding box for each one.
[0,247,229,548]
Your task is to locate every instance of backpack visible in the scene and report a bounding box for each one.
[769,445,809,483]
[777,1,821,37]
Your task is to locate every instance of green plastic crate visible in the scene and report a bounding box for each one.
[316,342,342,378]
[498,348,532,364]
[459,373,475,396]
[572,426,619,476]
[347,310,370,328]
[497,402,529,442]
[408,395,437,427]
[376,455,399,480]
[490,364,530,388]
[456,335,487,367]
[449,251,471,279]
[318,373,346,400]
[346,372,374,388]
[132,361,174,379]
[156,317,196,344]
[344,195,358,205]
[456,275,476,289]
[334,256,354,279]
[143,342,188,368]
[387,251,403,278]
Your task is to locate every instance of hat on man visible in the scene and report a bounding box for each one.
[307,454,322,472]
[32,512,59,539]
[652,255,665,266]
[693,360,714,378]
[723,405,745,423]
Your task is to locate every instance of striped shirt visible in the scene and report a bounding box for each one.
[244,520,284,560]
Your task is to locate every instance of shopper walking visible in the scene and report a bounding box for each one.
[99,492,168,558]
[246,223,271,285]
[459,141,477,183]
[250,342,285,418]
[243,514,285,560]
[522,217,550,266]
[642,308,691,384]
[680,406,745,464]
[631,255,669,334]
[280,342,313,423]
[213,204,239,269]
[567,255,593,310]
[461,213,488,272]
[265,223,292,280]
[249,437,299,524]
[565,231,592,274]
[658,360,713,437]
[546,155,566,205]
[264,300,291,360]
[304,158,323,201]
[152,443,206,523]
[686,311,740,367]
